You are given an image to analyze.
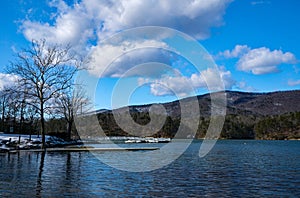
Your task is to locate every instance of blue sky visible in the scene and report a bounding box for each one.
[1,0,300,109]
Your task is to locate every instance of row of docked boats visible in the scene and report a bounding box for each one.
[124,137,171,143]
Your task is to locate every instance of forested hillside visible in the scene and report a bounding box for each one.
[79,90,300,140]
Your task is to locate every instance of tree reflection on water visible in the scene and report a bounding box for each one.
[36,151,45,197]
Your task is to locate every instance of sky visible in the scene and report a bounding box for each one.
[0,0,300,109]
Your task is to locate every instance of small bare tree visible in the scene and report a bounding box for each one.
[0,88,11,132]
[56,85,90,140]
[55,85,90,141]
[7,39,79,149]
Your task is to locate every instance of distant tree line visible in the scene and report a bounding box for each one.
[254,112,300,140]
[76,111,300,140]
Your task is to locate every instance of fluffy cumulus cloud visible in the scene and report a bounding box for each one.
[0,73,19,90]
[87,39,171,77]
[237,47,297,75]
[21,0,232,45]
[101,0,232,39]
[220,45,297,75]
[21,1,94,47]
[138,67,235,97]
[219,45,250,58]
[189,66,235,93]
[140,75,193,97]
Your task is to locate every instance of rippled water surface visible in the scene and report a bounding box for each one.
[0,140,299,197]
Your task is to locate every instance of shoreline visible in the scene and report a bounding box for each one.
[1,134,299,153]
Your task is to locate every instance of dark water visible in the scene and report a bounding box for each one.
[0,140,299,197]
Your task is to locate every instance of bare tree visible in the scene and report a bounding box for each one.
[55,85,90,141]
[0,88,11,132]
[7,39,79,148]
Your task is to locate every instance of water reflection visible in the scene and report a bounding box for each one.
[0,141,299,197]
[36,152,45,197]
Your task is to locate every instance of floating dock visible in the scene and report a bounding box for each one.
[14,147,160,153]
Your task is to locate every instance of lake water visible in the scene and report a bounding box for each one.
[0,140,299,197]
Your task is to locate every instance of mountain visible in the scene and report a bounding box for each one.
[117,90,300,117]
[92,90,300,140]
[225,90,300,116]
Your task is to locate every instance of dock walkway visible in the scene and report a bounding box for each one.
[14,147,159,152]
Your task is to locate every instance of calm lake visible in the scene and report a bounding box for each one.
[0,140,299,197]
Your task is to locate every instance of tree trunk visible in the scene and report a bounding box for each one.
[40,101,46,149]
[67,120,73,141]
[1,100,5,131]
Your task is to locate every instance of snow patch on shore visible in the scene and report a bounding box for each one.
[0,133,70,151]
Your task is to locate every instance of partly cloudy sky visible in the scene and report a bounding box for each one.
[1,0,300,109]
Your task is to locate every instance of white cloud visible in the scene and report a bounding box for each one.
[87,39,171,77]
[191,67,235,90]
[0,73,19,90]
[21,4,94,53]
[237,47,297,75]
[219,45,250,58]
[148,75,193,97]
[288,79,300,86]
[220,45,297,75]
[100,0,232,39]
[236,81,255,92]
[138,67,235,97]
[21,0,232,46]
